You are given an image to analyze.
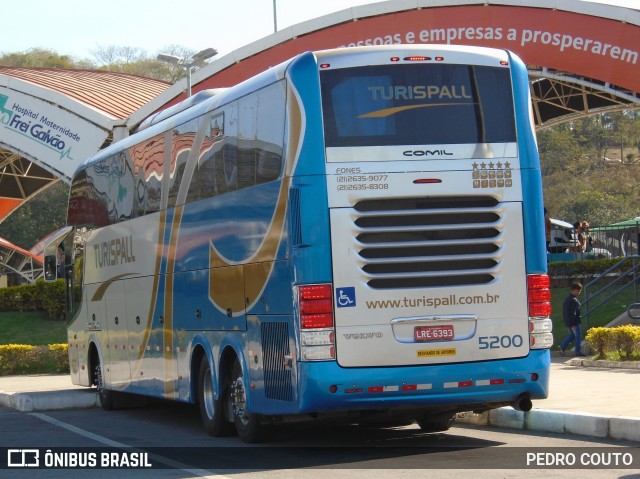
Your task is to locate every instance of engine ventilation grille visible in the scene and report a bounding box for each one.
[353,196,503,289]
[289,187,302,247]
[261,321,294,402]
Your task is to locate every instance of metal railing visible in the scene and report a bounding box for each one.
[586,222,640,258]
[548,221,639,261]
[582,255,640,329]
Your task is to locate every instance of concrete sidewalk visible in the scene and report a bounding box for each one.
[1,355,639,442]
[0,374,98,412]
[457,354,640,442]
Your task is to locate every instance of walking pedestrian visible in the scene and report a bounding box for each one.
[560,282,586,357]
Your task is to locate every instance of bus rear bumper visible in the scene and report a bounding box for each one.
[295,350,550,415]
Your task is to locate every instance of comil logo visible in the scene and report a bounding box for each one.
[7,449,39,468]
[403,149,453,157]
[0,95,13,125]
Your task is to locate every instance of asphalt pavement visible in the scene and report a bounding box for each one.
[0,354,638,443]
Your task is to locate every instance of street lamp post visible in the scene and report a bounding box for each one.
[273,0,277,32]
[157,47,218,97]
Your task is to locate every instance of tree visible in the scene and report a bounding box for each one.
[537,125,582,175]
[0,48,77,68]
[1,44,200,82]
[0,182,69,250]
[91,45,147,66]
[540,110,640,226]
[153,44,198,82]
[90,44,199,82]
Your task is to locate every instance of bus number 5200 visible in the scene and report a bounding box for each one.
[478,335,523,349]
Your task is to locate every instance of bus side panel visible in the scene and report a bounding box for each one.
[285,51,327,178]
[104,280,131,390]
[284,53,334,285]
[288,176,332,285]
[67,290,85,386]
[510,52,546,274]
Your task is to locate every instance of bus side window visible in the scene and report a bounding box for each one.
[216,143,238,194]
[198,147,218,199]
[254,80,285,182]
[256,150,282,184]
[201,103,238,198]
[143,135,164,215]
[237,146,256,190]
[146,175,162,214]
[114,152,135,223]
[167,150,189,208]
[169,119,200,207]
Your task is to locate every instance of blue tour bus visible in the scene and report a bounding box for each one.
[45,45,553,442]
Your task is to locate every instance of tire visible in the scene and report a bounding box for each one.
[94,360,115,411]
[230,360,263,443]
[416,413,455,433]
[198,356,233,436]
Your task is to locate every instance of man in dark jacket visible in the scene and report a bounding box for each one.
[560,282,585,356]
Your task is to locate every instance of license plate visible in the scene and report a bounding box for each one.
[414,325,454,342]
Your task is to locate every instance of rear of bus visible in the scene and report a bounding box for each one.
[291,46,552,418]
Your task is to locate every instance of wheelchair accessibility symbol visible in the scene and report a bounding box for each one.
[336,287,356,308]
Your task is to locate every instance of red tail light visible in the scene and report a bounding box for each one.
[527,274,551,317]
[299,284,332,301]
[299,284,334,329]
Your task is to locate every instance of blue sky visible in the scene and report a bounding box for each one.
[2,0,374,60]
[2,0,637,61]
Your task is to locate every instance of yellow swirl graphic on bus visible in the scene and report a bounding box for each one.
[208,82,303,314]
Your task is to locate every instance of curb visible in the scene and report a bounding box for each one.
[1,389,639,443]
[456,407,640,442]
[566,358,640,370]
[0,389,98,412]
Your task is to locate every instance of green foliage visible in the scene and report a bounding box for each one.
[0,311,67,346]
[548,257,623,285]
[540,113,640,226]
[612,325,640,358]
[36,280,67,321]
[0,344,69,375]
[585,325,640,360]
[584,327,611,359]
[537,124,582,175]
[0,181,69,250]
[0,280,66,320]
[0,44,197,82]
[0,284,41,311]
[0,48,77,68]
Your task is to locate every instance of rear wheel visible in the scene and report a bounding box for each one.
[198,356,233,436]
[416,413,455,433]
[230,361,263,443]
[94,360,114,411]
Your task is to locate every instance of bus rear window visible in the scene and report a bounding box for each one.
[320,63,516,147]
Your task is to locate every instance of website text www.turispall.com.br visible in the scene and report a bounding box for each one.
[365,293,499,309]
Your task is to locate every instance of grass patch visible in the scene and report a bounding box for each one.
[601,351,640,362]
[0,311,67,346]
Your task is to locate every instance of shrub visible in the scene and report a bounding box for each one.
[585,327,611,359]
[0,280,65,320]
[548,258,627,286]
[611,325,640,358]
[37,279,66,320]
[47,343,70,372]
[0,343,69,375]
[585,325,640,360]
